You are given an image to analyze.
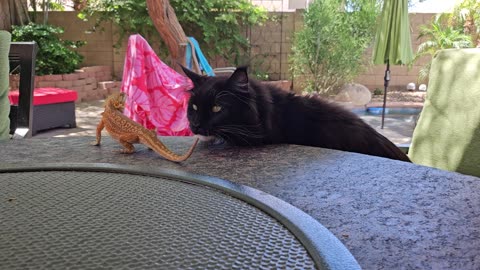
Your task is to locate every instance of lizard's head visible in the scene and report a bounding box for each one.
[105,92,126,111]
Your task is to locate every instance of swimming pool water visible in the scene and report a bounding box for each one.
[352,107,422,116]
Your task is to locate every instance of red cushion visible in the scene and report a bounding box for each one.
[8,87,78,106]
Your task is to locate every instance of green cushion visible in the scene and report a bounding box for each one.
[0,31,11,141]
[409,48,480,177]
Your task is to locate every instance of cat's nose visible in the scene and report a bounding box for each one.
[194,128,208,135]
[190,123,201,133]
[190,123,206,135]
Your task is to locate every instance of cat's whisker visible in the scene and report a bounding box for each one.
[215,131,236,145]
[218,129,262,138]
[222,124,263,131]
[219,130,254,146]
[217,124,257,131]
[219,123,262,128]
[217,126,265,139]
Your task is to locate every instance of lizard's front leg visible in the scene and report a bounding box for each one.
[91,119,105,146]
[118,134,139,154]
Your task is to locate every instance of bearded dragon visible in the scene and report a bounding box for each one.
[91,92,198,162]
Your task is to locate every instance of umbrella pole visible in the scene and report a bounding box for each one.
[381,60,390,129]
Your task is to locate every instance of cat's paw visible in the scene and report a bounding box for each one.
[212,137,226,146]
[194,134,216,142]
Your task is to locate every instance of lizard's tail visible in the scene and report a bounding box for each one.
[150,137,199,162]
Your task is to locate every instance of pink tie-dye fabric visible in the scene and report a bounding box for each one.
[121,34,193,136]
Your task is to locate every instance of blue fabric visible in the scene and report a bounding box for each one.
[186,40,193,70]
[186,37,215,76]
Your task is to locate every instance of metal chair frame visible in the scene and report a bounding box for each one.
[8,41,37,138]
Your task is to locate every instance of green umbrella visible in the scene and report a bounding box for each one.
[372,0,414,129]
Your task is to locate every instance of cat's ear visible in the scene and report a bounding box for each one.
[180,65,206,87]
[228,66,249,92]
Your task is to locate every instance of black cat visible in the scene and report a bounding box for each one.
[181,66,410,162]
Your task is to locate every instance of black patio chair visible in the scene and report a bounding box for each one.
[8,42,37,138]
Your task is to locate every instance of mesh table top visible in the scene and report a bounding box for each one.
[1,168,318,269]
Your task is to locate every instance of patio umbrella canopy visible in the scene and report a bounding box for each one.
[372,0,414,129]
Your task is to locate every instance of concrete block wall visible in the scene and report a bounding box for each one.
[44,12,116,77]
[251,0,293,12]
[39,11,436,95]
[355,13,435,90]
[9,66,118,102]
[247,12,295,81]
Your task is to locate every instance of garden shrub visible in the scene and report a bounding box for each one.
[412,0,477,83]
[11,23,85,75]
[78,0,267,66]
[290,0,379,94]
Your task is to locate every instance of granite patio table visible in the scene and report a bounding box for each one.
[0,136,479,269]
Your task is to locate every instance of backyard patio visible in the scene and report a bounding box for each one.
[1,0,480,269]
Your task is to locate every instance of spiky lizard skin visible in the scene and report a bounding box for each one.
[91,92,199,162]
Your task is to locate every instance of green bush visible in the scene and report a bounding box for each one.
[451,0,480,47]
[78,0,267,65]
[11,23,86,75]
[373,88,383,95]
[171,0,268,63]
[78,0,155,49]
[290,0,379,94]
[412,1,476,83]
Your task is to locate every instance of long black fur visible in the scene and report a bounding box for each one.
[182,66,410,162]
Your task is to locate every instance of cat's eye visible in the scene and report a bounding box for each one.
[192,104,198,111]
[212,105,222,113]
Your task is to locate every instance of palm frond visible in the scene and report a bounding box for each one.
[418,62,431,84]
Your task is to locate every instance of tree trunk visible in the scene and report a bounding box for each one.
[0,0,30,31]
[73,0,87,11]
[463,17,480,48]
[146,0,188,72]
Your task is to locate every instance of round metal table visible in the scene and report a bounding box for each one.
[0,163,359,270]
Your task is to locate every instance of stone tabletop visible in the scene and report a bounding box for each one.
[1,136,479,269]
